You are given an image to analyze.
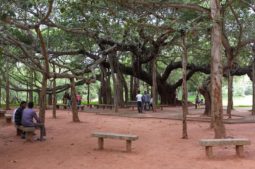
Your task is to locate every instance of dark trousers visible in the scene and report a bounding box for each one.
[149,103,153,111]
[137,101,143,113]
[144,102,150,111]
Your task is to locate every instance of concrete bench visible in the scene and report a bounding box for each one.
[17,126,36,142]
[56,104,67,109]
[4,114,12,124]
[94,104,114,110]
[0,110,6,118]
[92,132,139,152]
[199,138,251,158]
[124,105,136,110]
[82,104,93,109]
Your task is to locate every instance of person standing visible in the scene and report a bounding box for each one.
[136,90,143,113]
[14,101,27,137]
[195,95,200,109]
[22,102,46,141]
[66,92,71,109]
[63,92,69,104]
[76,92,82,109]
[143,91,151,111]
[149,97,153,111]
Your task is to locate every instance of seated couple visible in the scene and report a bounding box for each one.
[15,101,46,141]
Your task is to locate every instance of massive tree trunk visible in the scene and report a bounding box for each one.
[99,66,106,104]
[210,0,226,138]
[108,54,119,112]
[133,78,139,100]
[130,76,134,101]
[227,50,234,118]
[181,31,188,139]
[227,75,233,118]
[252,44,255,115]
[35,27,50,123]
[39,74,47,122]
[198,78,211,116]
[106,75,112,104]
[70,78,80,122]
[158,84,177,105]
[48,93,53,105]
[152,57,157,112]
[115,56,125,107]
[99,66,112,104]
[121,75,129,103]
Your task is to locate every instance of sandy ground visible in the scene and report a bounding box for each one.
[1,108,255,169]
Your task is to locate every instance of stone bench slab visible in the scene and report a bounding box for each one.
[92,132,138,141]
[17,126,36,132]
[200,138,251,146]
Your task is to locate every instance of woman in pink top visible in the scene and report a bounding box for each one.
[76,92,82,109]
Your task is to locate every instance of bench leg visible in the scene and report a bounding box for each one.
[17,128,22,136]
[26,132,34,142]
[236,145,244,157]
[126,140,132,152]
[6,118,12,124]
[98,138,104,150]
[205,146,213,158]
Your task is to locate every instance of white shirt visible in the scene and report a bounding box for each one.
[12,108,17,123]
[150,98,153,103]
[136,94,143,102]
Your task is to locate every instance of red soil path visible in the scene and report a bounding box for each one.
[1,109,255,169]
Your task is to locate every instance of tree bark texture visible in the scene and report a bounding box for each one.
[210,0,226,138]
[252,44,255,115]
[48,93,53,105]
[70,78,80,122]
[0,80,2,108]
[152,57,157,112]
[29,71,34,102]
[227,50,234,118]
[181,32,188,139]
[39,74,47,122]
[198,78,211,116]
[108,54,119,112]
[36,26,50,123]
[130,76,134,101]
[5,70,10,110]
[5,58,10,110]
[52,64,57,119]
[99,66,112,104]
[87,83,90,104]
[227,74,233,118]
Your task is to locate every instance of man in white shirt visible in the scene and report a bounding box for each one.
[136,90,143,113]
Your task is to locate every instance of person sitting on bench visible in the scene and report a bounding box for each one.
[22,102,46,141]
[14,101,27,138]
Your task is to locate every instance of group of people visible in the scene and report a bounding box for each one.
[136,91,153,113]
[63,92,82,109]
[195,95,204,109]
[14,101,46,141]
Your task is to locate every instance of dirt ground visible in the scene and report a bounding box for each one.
[1,107,255,169]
